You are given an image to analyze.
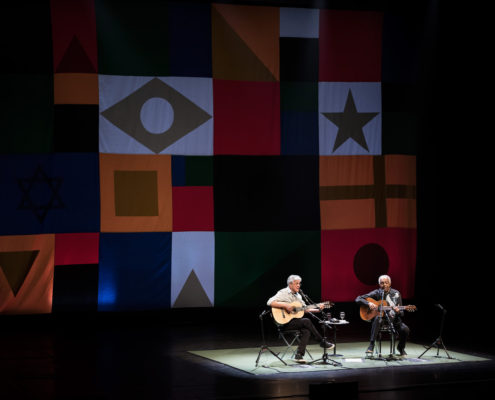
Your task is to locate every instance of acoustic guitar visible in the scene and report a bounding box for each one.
[360,297,417,321]
[272,300,333,325]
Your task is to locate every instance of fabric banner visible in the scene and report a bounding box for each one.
[95,1,212,77]
[54,233,99,266]
[171,156,213,187]
[0,2,428,313]
[212,3,279,81]
[98,232,171,312]
[2,74,54,153]
[319,82,382,155]
[2,2,52,74]
[214,156,319,231]
[321,228,416,302]
[95,0,169,76]
[215,231,321,307]
[53,263,99,312]
[99,75,213,155]
[0,234,54,314]
[172,187,214,231]
[280,7,319,38]
[381,83,420,155]
[280,82,318,155]
[0,154,100,235]
[319,155,416,230]
[382,11,424,84]
[54,104,99,152]
[51,0,98,104]
[167,2,212,77]
[50,0,98,73]
[213,80,280,155]
[171,232,214,307]
[319,9,383,82]
[99,154,172,232]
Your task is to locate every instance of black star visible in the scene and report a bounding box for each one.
[17,165,64,223]
[322,89,379,152]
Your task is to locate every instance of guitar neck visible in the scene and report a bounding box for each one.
[294,301,331,312]
[297,303,318,311]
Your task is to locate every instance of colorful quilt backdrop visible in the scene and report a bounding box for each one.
[0,1,425,314]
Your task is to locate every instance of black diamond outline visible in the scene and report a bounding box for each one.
[101,78,212,154]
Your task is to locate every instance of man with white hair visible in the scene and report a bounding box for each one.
[267,274,334,363]
[355,274,410,356]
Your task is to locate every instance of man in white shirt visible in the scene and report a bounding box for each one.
[267,274,334,363]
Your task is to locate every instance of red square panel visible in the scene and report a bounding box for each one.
[214,80,280,155]
[321,228,416,302]
[55,233,99,265]
[319,10,383,82]
[173,186,214,231]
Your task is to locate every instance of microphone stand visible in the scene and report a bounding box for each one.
[418,304,452,359]
[382,303,398,359]
[374,289,385,359]
[300,290,341,367]
[373,290,399,361]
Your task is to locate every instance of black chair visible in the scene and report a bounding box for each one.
[275,321,313,361]
[376,322,397,357]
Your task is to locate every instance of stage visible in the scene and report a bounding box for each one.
[1,307,494,399]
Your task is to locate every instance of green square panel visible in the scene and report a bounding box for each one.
[215,231,321,308]
[95,0,169,75]
[2,74,53,153]
[280,82,318,112]
[186,156,213,186]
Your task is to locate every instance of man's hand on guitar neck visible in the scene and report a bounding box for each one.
[305,304,323,313]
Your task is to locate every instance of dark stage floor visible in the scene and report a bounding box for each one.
[1,304,494,400]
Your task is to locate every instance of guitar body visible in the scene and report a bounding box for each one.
[360,297,417,321]
[360,298,388,321]
[272,300,333,325]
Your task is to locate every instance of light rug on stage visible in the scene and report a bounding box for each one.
[189,342,490,375]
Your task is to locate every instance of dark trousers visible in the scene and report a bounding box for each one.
[370,316,410,350]
[283,317,323,356]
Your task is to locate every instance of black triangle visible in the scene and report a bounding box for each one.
[56,35,96,73]
[173,270,212,308]
[0,250,39,296]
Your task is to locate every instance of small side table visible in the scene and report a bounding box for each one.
[327,319,349,357]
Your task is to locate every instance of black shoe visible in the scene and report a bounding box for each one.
[397,347,407,356]
[294,353,306,363]
[366,344,374,354]
[320,340,335,350]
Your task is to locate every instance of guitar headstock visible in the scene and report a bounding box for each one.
[405,305,417,312]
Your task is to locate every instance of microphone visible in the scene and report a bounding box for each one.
[299,289,311,304]
[435,304,445,311]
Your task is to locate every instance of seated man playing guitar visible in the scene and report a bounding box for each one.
[267,274,334,363]
[355,274,414,356]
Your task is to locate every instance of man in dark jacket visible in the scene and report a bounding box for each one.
[355,274,410,356]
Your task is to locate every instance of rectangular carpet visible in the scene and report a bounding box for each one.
[189,342,490,375]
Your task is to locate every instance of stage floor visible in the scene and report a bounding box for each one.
[1,309,494,399]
